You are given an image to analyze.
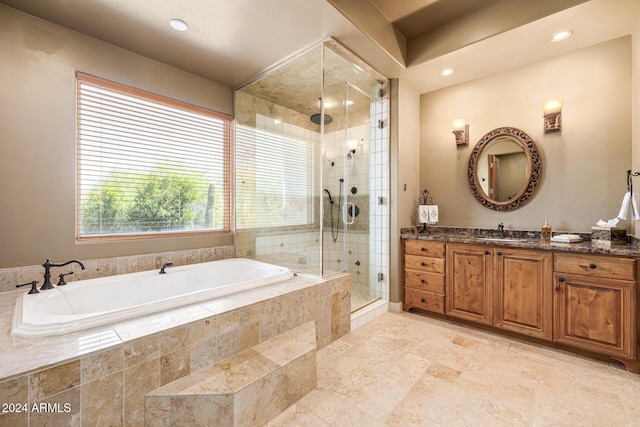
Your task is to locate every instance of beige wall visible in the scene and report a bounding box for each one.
[0,6,234,268]
[390,79,420,303]
[420,36,632,233]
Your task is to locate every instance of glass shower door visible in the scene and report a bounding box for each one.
[322,43,386,311]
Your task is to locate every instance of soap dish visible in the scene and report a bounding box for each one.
[550,234,583,243]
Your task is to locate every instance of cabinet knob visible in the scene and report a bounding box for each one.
[497,251,503,256]
[421,262,426,267]
[484,250,490,255]
[421,247,426,252]
[556,276,564,291]
[589,263,597,269]
[420,298,426,303]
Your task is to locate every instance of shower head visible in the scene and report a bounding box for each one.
[310,113,332,125]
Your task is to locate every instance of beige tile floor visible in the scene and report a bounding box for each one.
[268,311,640,426]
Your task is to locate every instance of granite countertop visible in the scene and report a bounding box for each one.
[400,226,640,257]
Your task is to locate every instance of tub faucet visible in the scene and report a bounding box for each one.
[159,262,173,274]
[41,259,86,290]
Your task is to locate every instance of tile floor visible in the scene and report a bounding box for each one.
[268,311,640,426]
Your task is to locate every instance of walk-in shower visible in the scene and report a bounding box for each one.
[234,39,389,311]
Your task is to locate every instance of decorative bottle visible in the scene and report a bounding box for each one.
[541,218,552,241]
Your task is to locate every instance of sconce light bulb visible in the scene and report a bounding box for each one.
[542,98,563,114]
[451,119,467,131]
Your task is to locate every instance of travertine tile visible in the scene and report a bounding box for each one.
[124,334,160,368]
[81,371,124,427]
[160,325,190,355]
[81,345,124,383]
[160,347,190,386]
[30,386,81,427]
[29,360,81,402]
[170,394,233,426]
[144,395,170,427]
[124,358,160,427]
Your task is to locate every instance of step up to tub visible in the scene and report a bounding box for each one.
[144,321,317,427]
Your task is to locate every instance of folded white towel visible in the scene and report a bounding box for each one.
[550,234,583,243]
[418,205,429,224]
[617,192,631,220]
[633,193,640,220]
[428,205,439,224]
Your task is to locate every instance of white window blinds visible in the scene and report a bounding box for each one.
[76,73,231,239]
[235,122,317,229]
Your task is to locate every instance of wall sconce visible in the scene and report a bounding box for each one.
[542,98,563,133]
[451,119,469,146]
[346,139,357,159]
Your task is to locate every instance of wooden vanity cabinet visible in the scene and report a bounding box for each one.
[403,240,446,314]
[445,243,493,325]
[554,253,637,361]
[494,248,553,341]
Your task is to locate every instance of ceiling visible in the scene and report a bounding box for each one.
[1,0,639,97]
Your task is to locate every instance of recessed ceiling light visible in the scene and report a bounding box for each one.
[440,68,455,77]
[169,19,189,32]
[551,30,572,42]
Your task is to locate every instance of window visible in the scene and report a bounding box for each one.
[235,119,317,229]
[76,73,231,239]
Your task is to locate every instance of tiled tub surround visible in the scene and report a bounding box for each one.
[146,321,317,426]
[0,272,351,426]
[0,245,236,295]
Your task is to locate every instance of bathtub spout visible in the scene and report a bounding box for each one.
[159,262,173,274]
[41,259,86,290]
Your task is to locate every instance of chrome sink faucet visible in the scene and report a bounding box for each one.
[41,259,86,290]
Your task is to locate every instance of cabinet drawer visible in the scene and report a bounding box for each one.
[405,255,445,274]
[555,253,636,281]
[404,288,445,314]
[405,270,445,294]
[405,240,445,258]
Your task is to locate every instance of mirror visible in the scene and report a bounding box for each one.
[467,127,541,211]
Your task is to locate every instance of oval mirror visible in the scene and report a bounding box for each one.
[467,127,541,211]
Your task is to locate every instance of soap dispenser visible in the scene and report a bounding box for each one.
[541,218,552,241]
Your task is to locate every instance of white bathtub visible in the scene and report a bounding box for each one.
[11,258,293,339]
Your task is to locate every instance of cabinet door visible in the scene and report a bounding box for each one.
[446,244,493,325]
[494,249,552,340]
[554,274,634,359]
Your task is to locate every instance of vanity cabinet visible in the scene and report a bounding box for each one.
[445,243,493,325]
[445,243,552,338]
[494,248,553,340]
[403,240,446,314]
[554,253,637,360]
[403,237,640,372]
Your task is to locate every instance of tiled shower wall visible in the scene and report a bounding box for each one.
[369,94,390,303]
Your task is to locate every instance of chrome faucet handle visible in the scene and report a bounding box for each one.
[16,281,40,294]
[56,272,74,286]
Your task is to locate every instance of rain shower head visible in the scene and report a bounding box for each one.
[310,113,332,125]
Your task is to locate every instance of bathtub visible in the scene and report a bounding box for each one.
[11,258,294,339]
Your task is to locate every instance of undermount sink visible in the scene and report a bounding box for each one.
[480,237,528,242]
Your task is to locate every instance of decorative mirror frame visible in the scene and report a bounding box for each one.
[467,127,542,211]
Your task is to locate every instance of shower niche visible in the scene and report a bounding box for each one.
[235,39,389,312]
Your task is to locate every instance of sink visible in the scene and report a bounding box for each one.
[480,237,528,242]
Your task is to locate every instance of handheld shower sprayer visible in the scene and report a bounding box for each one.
[323,188,334,204]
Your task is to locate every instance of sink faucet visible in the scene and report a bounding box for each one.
[41,259,86,290]
[497,222,505,238]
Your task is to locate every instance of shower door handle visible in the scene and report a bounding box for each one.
[343,202,355,225]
